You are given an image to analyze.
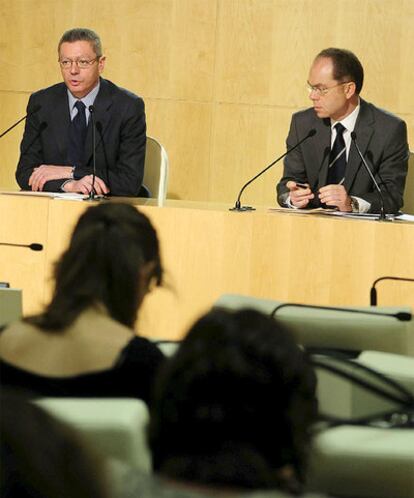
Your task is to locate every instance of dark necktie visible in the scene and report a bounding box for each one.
[67,100,87,168]
[327,122,347,185]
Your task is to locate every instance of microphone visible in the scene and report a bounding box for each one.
[0,242,43,251]
[87,105,97,201]
[230,128,317,211]
[0,105,41,139]
[350,131,386,220]
[271,302,411,322]
[370,276,414,306]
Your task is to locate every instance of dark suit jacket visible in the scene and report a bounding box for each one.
[16,78,146,196]
[276,99,409,213]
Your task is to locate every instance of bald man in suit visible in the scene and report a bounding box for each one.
[277,48,409,214]
[16,28,146,197]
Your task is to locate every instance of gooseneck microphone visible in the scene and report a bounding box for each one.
[350,131,386,220]
[271,302,411,322]
[0,242,43,251]
[230,129,317,211]
[0,105,41,139]
[370,276,414,306]
[87,105,97,201]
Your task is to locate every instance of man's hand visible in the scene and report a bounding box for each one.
[62,175,110,195]
[286,181,314,208]
[318,184,352,212]
[29,165,73,191]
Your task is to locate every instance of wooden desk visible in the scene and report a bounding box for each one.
[1,193,414,339]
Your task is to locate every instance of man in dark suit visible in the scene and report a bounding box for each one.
[277,48,409,214]
[16,28,146,197]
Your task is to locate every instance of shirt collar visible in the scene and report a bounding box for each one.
[330,98,361,132]
[67,80,100,111]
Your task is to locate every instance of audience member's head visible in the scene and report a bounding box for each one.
[149,308,318,494]
[0,391,108,498]
[30,202,162,330]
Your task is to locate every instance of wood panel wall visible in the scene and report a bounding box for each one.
[0,0,413,206]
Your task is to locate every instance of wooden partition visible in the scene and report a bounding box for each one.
[0,0,413,206]
[2,193,414,340]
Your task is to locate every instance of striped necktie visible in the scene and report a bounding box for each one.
[327,122,347,185]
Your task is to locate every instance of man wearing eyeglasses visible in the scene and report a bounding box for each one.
[277,48,409,213]
[16,28,146,196]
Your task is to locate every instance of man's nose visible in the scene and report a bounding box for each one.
[308,89,319,101]
[69,62,80,74]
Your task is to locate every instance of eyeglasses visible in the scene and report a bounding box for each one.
[59,57,99,70]
[307,81,351,96]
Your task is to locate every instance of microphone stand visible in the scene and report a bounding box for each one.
[370,276,414,306]
[350,132,387,221]
[270,302,411,322]
[0,105,41,139]
[230,129,317,211]
[86,105,97,201]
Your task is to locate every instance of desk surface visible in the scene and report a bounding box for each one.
[1,192,414,339]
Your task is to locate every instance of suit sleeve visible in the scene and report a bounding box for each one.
[15,94,70,192]
[364,119,409,214]
[276,115,309,207]
[15,95,43,190]
[95,97,146,197]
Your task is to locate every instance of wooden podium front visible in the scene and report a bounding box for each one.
[1,193,414,340]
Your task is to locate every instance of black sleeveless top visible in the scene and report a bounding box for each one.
[0,335,164,403]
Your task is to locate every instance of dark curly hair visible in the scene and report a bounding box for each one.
[148,308,318,494]
[27,203,162,330]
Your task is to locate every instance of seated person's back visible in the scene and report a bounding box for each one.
[0,203,164,402]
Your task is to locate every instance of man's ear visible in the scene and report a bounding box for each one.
[98,55,106,73]
[345,81,357,99]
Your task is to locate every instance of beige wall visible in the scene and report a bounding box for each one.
[0,0,413,205]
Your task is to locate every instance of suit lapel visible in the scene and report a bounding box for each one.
[49,84,71,160]
[314,117,331,190]
[84,79,112,165]
[344,99,374,191]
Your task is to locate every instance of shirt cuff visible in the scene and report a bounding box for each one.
[351,196,371,213]
[60,180,73,192]
[285,194,299,209]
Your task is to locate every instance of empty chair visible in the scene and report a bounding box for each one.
[143,136,169,204]
[35,397,151,471]
[214,294,414,356]
[403,151,414,214]
[309,425,414,498]
[0,288,22,327]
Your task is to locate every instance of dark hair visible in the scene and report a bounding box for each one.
[148,308,318,494]
[28,203,162,330]
[1,391,107,498]
[58,28,102,57]
[316,47,364,94]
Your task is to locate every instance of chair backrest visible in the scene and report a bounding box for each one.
[403,151,414,214]
[309,425,414,498]
[0,287,22,327]
[143,136,169,203]
[34,398,151,471]
[214,294,414,356]
[315,350,414,420]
